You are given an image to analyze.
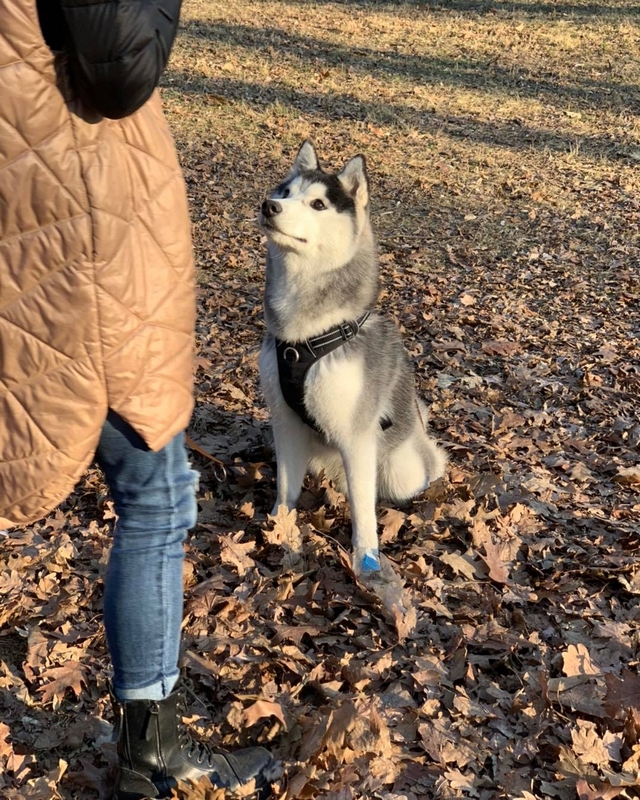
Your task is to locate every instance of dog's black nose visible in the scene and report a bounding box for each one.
[261,199,282,218]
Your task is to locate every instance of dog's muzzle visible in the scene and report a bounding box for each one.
[261,199,282,218]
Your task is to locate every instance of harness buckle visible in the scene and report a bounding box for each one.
[339,321,356,341]
[283,346,300,364]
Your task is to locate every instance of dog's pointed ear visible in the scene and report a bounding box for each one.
[289,140,320,176]
[338,155,369,207]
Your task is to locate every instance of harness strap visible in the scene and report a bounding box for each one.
[275,312,371,432]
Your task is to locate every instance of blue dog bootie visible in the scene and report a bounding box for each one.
[359,548,381,573]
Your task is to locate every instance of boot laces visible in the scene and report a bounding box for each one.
[176,693,215,769]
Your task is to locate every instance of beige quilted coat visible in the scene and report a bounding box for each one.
[0,0,196,527]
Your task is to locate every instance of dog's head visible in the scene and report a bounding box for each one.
[259,141,370,269]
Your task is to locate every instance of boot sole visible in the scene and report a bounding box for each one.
[113,759,283,800]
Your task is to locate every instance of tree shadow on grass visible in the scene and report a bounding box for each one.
[163,70,636,164]
[178,21,640,117]
[287,0,640,18]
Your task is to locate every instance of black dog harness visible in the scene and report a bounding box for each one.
[275,311,392,434]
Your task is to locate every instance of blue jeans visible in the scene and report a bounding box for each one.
[95,411,198,701]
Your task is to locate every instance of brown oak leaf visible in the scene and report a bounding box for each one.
[264,506,304,569]
[378,507,406,545]
[323,699,358,758]
[562,644,601,678]
[471,520,510,584]
[572,720,620,767]
[481,339,520,356]
[218,532,256,577]
[270,623,325,646]
[0,721,13,759]
[576,778,626,800]
[604,670,640,720]
[243,699,287,730]
[38,660,87,707]
[172,775,226,799]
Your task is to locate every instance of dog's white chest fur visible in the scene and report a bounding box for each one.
[304,352,365,438]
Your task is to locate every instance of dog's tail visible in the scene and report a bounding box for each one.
[417,398,447,482]
[416,398,430,429]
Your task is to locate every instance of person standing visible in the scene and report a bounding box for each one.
[0,1,277,796]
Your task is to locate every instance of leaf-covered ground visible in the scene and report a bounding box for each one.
[1,1,639,798]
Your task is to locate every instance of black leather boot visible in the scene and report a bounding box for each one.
[111,684,279,799]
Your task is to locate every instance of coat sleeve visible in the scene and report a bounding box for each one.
[59,0,183,119]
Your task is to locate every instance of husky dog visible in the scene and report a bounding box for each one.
[258,141,446,575]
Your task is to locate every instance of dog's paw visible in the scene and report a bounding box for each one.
[354,547,381,575]
[269,502,291,517]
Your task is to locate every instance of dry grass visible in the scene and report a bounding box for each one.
[165,0,640,260]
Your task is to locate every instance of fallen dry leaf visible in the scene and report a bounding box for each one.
[242,699,287,730]
[1,4,639,799]
[264,506,304,570]
[279,764,317,800]
[323,699,358,758]
[563,644,601,678]
[613,466,640,486]
[471,519,511,584]
[0,721,13,759]
[572,720,620,767]
[218,532,256,577]
[172,775,226,799]
[439,550,483,581]
[481,339,520,356]
[270,623,325,646]
[379,507,407,545]
[604,671,640,720]
[576,778,627,800]
[38,661,87,708]
[357,554,417,641]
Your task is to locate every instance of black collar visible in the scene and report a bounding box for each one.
[276,311,371,365]
[275,311,371,431]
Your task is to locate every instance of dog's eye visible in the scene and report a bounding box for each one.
[311,199,326,210]
[280,187,289,198]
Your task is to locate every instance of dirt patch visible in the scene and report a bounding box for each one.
[0,633,27,668]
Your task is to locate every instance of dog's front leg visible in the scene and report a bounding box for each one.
[271,416,312,515]
[341,434,380,574]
